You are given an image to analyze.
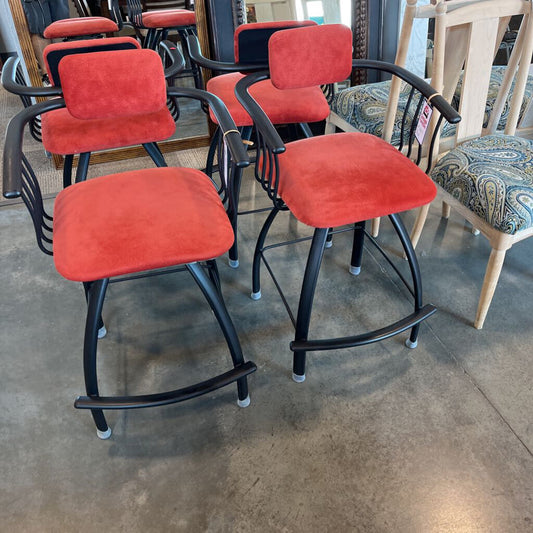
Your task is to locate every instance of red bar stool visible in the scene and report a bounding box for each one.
[187,20,330,268]
[2,47,255,439]
[124,0,201,88]
[235,24,461,383]
[4,37,180,188]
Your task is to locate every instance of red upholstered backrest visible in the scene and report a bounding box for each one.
[43,37,141,86]
[269,24,353,89]
[234,20,316,64]
[59,48,167,120]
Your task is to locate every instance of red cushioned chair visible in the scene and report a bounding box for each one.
[3,37,182,188]
[235,24,461,382]
[123,0,202,88]
[2,49,255,439]
[187,20,331,268]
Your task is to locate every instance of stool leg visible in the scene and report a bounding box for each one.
[251,206,281,300]
[143,142,167,167]
[75,152,91,183]
[187,262,250,407]
[82,278,111,439]
[227,126,252,268]
[63,154,73,189]
[349,221,366,275]
[388,213,423,348]
[292,227,328,382]
[205,259,222,296]
[298,122,313,138]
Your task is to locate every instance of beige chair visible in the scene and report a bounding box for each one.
[326,0,533,236]
[409,0,533,329]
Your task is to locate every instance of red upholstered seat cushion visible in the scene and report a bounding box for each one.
[41,107,175,154]
[276,132,437,228]
[43,17,118,39]
[53,167,234,282]
[206,72,330,126]
[59,49,167,120]
[141,9,196,28]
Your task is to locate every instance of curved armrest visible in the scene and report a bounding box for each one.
[167,86,250,168]
[159,40,186,80]
[1,57,62,98]
[185,34,266,73]
[353,59,461,125]
[3,99,67,198]
[234,71,286,154]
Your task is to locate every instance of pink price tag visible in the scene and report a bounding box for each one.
[415,99,433,144]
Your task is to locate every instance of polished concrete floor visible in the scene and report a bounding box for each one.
[1,156,532,531]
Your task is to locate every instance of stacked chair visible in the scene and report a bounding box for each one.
[186,20,332,267]
[234,24,460,382]
[408,0,533,329]
[1,46,256,439]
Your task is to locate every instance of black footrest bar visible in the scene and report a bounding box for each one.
[74,361,257,410]
[290,304,436,352]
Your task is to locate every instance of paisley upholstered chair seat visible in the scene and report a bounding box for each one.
[329,67,533,144]
[431,134,533,234]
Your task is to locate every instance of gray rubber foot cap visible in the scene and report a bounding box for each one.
[349,265,361,276]
[405,338,418,349]
[325,239,333,249]
[98,325,107,339]
[228,259,239,268]
[97,427,112,439]
[292,373,306,383]
[237,395,251,408]
[251,291,261,300]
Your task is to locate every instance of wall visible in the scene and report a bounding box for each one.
[0,0,22,55]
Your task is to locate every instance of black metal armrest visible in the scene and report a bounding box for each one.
[234,71,286,154]
[167,86,250,168]
[185,34,266,74]
[353,59,461,125]
[3,98,67,198]
[159,40,186,80]
[1,57,62,98]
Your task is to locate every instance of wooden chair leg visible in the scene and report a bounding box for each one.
[410,203,430,251]
[371,217,380,237]
[324,117,336,135]
[475,247,507,329]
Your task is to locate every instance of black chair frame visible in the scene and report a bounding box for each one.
[3,59,255,438]
[235,59,461,382]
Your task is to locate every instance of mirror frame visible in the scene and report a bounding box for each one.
[7,0,211,169]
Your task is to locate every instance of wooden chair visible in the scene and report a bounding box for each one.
[326,0,533,237]
[409,0,533,329]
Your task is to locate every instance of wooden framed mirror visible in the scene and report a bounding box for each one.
[6,0,211,169]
